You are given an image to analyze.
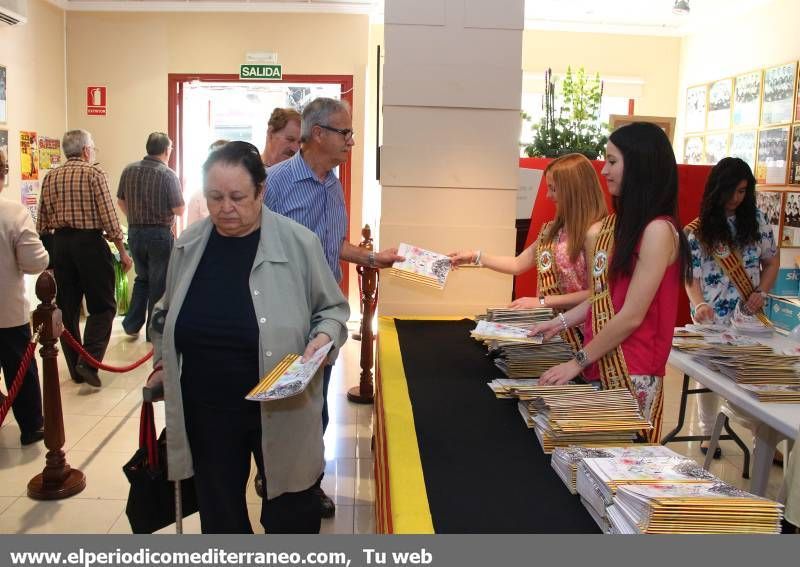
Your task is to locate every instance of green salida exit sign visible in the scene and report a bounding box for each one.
[239,64,283,80]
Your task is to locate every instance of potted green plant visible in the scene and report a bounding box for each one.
[524,67,608,160]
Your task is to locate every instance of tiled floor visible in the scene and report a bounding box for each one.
[0,318,789,533]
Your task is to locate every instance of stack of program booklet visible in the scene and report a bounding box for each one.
[486,379,594,399]
[505,383,598,427]
[673,327,800,399]
[529,388,651,453]
[473,307,574,377]
[607,482,783,534]
[470,320,543,344]
[576,455,717,528]
[551,444,683,495]
[492,339,575,378]
[484,307,553,329]
[738,383,800,402]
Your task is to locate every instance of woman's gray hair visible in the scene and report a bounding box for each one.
[62,130,92,158]
[300,98,351,143]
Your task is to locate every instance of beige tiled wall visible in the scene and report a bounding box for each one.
[379,0,524,316]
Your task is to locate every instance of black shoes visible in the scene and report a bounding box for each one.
[315,486,336,519]
[254,472,265,498]
[20,428,44,446]
[75,362,102,388]
[254,475,335,518]
[699,444,722,459]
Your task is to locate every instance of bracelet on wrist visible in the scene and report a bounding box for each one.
[473,250,482,266]
[557,312,568,332]
[694,302,710,311]
[367,251,376,268]
[539,295,547,307]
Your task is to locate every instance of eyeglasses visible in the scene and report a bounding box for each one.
[318,124,354,141]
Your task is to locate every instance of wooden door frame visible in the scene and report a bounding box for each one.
[167,73,354,295]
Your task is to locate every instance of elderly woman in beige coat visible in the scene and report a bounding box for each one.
[147,142,349,534]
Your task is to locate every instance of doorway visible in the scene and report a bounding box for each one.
[168,73,353,293]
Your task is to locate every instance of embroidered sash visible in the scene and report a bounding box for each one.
[536,222,583,353]
[685,218,772,326]
[589,214,633,392]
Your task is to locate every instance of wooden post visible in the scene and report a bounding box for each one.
[347,225,378,404]
[28,271,86,500]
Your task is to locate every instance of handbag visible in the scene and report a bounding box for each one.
[122,399,198,533]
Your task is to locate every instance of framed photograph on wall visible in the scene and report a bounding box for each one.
[756,126,790,185]
[730,130,758,172]
[755,189,783,244]
[684,135,705,165]
[704,133,728,165]
[790,125,800,185]
[761,62,797,126]
[707,79,732,131]
[685,85,707,133]
[781,191,800,247]
[0,65,6,124]
[608,114,675,142]
[733,70,762,128]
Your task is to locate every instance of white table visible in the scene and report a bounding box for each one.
[668,335,800,496]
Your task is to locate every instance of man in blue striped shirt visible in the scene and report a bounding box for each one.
[265,97,402,518]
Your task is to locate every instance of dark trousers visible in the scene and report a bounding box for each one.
[183,398,321,534]
[122,226,173,340]
[0,324,43,436]
[53,229,116,381]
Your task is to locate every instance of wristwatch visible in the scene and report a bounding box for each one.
[367,251,376,268]
[573,349,589,369]
[538,296,546,307]
[753,288,767,298]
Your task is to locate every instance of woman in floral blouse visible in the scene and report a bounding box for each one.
[449,153,607,311]
[684,157,779,456]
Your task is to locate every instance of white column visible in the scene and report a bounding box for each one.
[379,0,524,316]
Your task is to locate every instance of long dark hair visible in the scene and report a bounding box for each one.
[696,157,758,253]
[608,122,690,281]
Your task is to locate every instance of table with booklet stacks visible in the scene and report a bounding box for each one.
[670,325,800,496]
[374,313,784,534]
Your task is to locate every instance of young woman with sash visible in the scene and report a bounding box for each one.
[529,122,690,443]
[449,153,607,351]
[684,157,779,457]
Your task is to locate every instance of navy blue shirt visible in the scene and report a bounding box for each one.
[175,228,261,411]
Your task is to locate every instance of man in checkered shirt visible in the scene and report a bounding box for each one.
[37,129,132,388]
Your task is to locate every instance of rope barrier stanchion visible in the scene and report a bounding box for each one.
[28,271,86,500]
[0,328,39,427]
[348,224,378,405]
[59,330,153,373]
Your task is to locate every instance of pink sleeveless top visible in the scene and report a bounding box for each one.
[582,217,680,381]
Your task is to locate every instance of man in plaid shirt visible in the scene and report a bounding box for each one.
[117,132,184,341]
[37,129,132,388]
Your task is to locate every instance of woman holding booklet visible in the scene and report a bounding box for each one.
[529,122,691,443]
[449,153,607,316]
[147,141,349,533]
[684,157,779,458]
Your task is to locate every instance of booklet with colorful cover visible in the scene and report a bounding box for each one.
[389,243,451,289]
[246,342,333,402]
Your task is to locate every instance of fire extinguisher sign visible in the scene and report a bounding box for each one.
[87,86,107,116]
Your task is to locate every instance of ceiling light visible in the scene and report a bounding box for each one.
[672,0,691,15]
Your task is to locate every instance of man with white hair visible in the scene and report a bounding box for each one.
[265,97,402,518]
[37,129,132,388]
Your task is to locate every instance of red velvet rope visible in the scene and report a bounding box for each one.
[60,329,153,372]
[0,341,37,426]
